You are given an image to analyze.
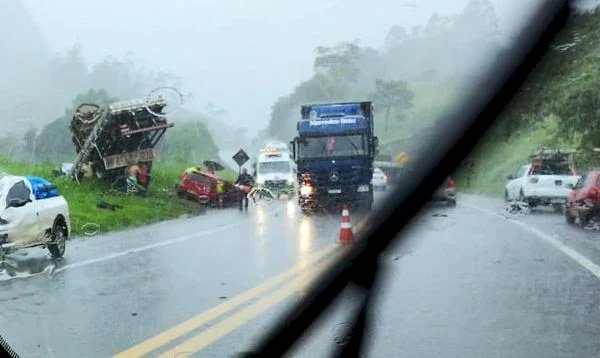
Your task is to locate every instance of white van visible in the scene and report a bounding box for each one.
[255,142,296,197]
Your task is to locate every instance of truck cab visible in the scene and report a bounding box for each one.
[291,102,378,213]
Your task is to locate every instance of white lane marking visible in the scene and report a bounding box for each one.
[55,221,244,273]
[463,202,600,280]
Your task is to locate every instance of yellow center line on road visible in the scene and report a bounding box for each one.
[158,255,338,358]
[114,243,338,358]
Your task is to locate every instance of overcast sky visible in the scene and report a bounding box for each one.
[21,0,541,135]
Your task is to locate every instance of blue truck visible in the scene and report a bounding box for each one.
[290,102,378,213]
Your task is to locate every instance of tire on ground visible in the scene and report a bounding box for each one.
[48,218,67,258]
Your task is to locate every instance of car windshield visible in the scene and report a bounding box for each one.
[2,2,600,358]
[299,135,366,159]
[188,172,212,184]
[258,161,290,174]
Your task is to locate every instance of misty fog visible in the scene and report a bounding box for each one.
[2,0,594,160]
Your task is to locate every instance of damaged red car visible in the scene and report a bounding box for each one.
[176,166,239,208]
[565,169,600,227]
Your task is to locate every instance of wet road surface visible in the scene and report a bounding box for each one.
[0,191,598,357]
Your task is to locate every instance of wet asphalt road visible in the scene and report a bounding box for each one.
[0,190,598,357]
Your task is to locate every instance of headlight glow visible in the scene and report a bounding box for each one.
[357,185,369,192]
[300,184,313,196]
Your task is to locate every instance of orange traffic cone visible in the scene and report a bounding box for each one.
[337,204,354,244]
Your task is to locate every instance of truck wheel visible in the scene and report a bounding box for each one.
[578,212,590,228]
[95,166,106,180]
[552,203,564,214]
[48,220,67,258]
[518,190,532,207]
[518,190,525,203]
[565,206,575,224]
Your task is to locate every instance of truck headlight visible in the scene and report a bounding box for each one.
[287,175,294,184]
[300,184,313,196]
[256,178,265,185]
[357,185,369,192]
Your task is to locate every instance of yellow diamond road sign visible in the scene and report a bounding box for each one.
[395,152,410,165]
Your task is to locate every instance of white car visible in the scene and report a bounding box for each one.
[505,163,579,210]
[371,167,387,190]
[0,174,70,258]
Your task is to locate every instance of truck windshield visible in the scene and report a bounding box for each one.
[299,135,366,159]
[258,161,290,174]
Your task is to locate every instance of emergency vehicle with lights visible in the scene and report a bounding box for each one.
[255,141,295,198]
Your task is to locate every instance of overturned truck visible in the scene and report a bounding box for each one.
[69,97,174,184]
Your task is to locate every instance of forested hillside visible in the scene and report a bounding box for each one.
[457,7,600,195]
[267,0,501,153]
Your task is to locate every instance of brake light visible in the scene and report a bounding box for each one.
[528,176,539,184]
[446,177,455,188]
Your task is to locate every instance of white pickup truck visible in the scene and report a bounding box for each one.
[0,174,70,258]
[505,163,580,210]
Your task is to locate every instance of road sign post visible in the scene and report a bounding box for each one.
[232,149,250,174]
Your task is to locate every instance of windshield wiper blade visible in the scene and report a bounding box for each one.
[240,2,569,357]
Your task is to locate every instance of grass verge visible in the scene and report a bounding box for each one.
[0,157,213,237]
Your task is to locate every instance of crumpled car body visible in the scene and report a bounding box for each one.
[176,170,239,207]
[0,174,70,258]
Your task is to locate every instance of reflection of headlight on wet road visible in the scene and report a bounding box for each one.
[298,218,314,268]
[299,218,312,242]
[287,201,296,217]
[256,206,266,224]
[300,184,313,196]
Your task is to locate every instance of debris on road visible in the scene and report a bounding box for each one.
[504,200,531,216]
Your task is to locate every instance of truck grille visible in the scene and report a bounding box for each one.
[265,180,287,189]
[311,168,362,186]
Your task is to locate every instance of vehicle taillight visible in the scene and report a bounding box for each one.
[528,176,539,184]
[446,177,455,188]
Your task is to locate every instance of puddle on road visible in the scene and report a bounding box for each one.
[0,255,59,282]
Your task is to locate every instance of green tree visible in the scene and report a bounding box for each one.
[34,89,117,163]
[22,128,38,163]
[314,42,362,97]
[372,79,414,132]
[157,120,218,164]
